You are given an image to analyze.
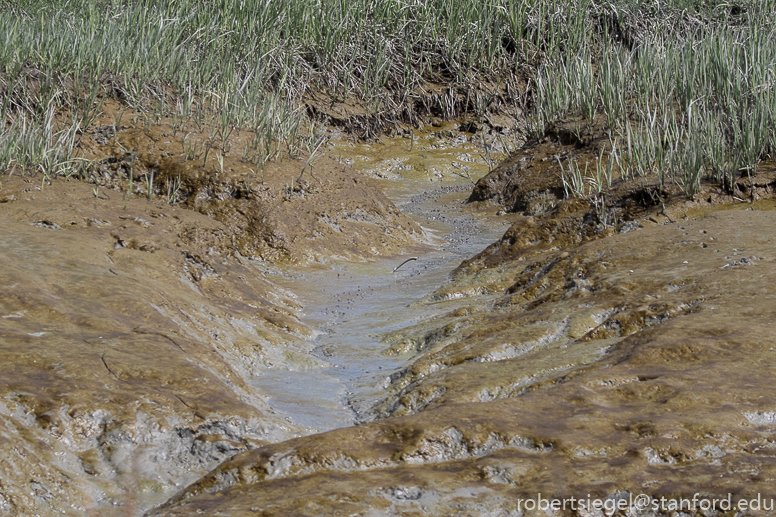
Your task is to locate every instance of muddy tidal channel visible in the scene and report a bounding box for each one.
[251,134,510,433]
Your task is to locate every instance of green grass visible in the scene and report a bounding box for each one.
[533,1,776,198]
[1,0,774,191]
[0,0,533,176]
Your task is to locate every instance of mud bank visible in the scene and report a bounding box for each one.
[148,126,776,515]
[151,206,776,517]
[0,149,422,516]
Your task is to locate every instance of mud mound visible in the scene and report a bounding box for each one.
[467,122,608,213]
[78,103,426,264]
[468,119,776,222]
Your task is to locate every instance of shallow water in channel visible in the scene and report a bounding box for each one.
[248,127,518,432]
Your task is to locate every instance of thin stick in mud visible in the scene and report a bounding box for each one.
[393,257,418,272]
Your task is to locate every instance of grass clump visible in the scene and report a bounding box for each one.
[532,0,776,199]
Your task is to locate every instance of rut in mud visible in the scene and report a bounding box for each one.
[242,124,521,432]
[250,182,511,433]
[0,122,516,516]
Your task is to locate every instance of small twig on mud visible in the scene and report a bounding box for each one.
[393,257,418,272]
[100,352,120,381]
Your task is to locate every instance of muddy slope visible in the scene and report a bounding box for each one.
[146,123,776,515]
[149,203,776,516]
[80,101,426,264]
[0,158,421,516]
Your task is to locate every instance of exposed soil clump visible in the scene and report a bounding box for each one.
[77,100,426,264]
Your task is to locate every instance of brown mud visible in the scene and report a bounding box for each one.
[3,96,776,517]
[0,109,431,513]
[152,210,776,516]
[0,174,306,515]
[148,120,776,516]
[0,102,512,515]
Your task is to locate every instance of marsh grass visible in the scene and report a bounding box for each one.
[534,1,776,199]
[1,0,774,193]
[1,0,532,179]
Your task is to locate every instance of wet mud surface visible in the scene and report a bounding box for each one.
[148,126,776,516]
[0,177,306,515]
[4,113,776,517]
[0,123,511,515]
[0,138,436,515]
[249,181,513,433]
[151,206,776,517]
[238,128,517,434]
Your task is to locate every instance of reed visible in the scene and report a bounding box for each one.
[533,1,776,198]
[1,0,774,195]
